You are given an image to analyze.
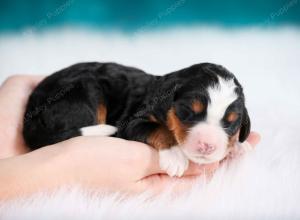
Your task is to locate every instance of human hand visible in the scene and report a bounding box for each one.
[60,133,260,194]
[0,75,44,158]
[0,75,260,199]
[0,133,259,199]
[224,132,260,163]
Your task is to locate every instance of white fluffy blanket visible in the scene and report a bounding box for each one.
[0,27,300,219]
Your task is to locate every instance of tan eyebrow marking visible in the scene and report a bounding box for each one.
[191,100,204,113]
[226,112,239,122]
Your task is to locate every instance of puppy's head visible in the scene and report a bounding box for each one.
[166,63,250,164]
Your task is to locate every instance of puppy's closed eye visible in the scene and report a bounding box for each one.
[174,100,206,126]
[176,103,193,120]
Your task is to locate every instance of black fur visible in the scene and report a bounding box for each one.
[23,62,250,150]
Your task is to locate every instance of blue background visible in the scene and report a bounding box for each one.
[1,0,300,33]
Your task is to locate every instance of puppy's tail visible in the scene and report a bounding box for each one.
[79,124,118,137]
[24,124,117,150]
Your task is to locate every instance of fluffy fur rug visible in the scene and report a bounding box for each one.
[0,27,300,219]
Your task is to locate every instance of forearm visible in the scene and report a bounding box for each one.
[0,144,69,200]
[0,137,132,200]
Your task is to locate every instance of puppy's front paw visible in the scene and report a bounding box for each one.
[159,146,189,177]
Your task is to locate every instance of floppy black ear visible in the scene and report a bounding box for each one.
[239,107,251,142]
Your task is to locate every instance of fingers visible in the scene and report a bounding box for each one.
[0,75,45,118]
[0,75,45,106]
[136,173,199,196]
[23,75,45,89]
[184,161,219,176]
[0,75,46,158]
[27,75,45,84]
[1,75,45,89]
[246,131,261,147]
[143,132,260,178]
[137,132,261,195]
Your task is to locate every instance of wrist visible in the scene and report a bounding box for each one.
[0,143,71,200]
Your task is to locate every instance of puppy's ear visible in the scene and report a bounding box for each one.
[239,107,251,142]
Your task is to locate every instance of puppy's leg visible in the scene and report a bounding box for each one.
[159,146,189,177]
[147,124,189,177]
[120,117,188,177]
[80,124,117,136]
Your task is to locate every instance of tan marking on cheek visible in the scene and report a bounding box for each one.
[228,130,239,147]
[147,126,176,149]
[166,107,188,144]
[192,100,204,113]
[227,112,239,123]
[97,103,107,124]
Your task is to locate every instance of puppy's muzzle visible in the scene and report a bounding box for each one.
[196,142,216,155]
[181,123,228,163]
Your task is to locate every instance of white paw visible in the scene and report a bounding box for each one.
[80,124,117,136]
[159,146,189,177]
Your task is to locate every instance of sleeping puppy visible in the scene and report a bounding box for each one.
[23,62,250,176]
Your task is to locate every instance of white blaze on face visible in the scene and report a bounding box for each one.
[206,77,237,125]
[182,76,238,164]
